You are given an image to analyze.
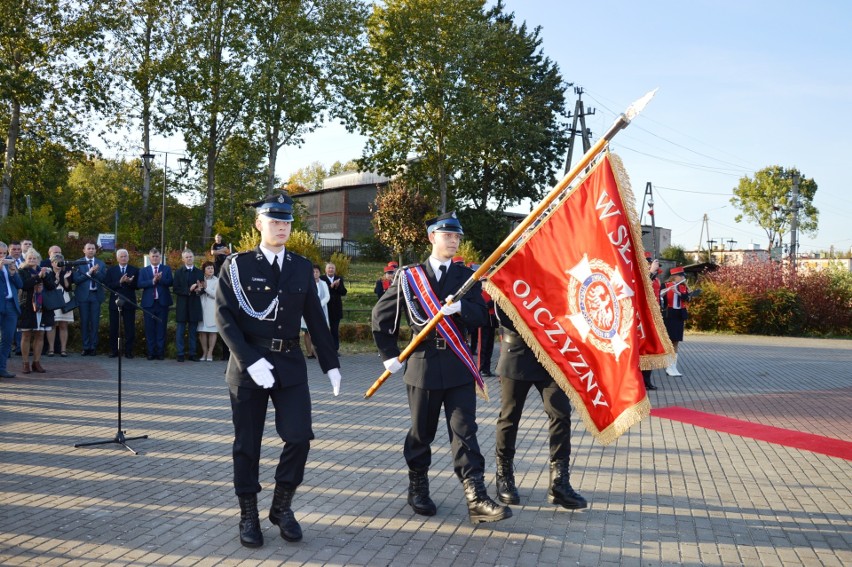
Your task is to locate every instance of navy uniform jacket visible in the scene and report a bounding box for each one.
[372,261,488,390]
[104,265,139,311]
[495,305,549,382]
[216,247,339,389]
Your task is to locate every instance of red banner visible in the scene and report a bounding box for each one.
[485,152,672,444]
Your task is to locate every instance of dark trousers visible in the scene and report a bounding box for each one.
[470,326,496,373]
[109,306,136,355]
[175,321,198,358]
[329,316,341,351]
[229,381,313,496]
[404,382,484,481]
[496,376,572,462]
[0,301,18,372]
[79,300,102,351]
[144,303,168,357]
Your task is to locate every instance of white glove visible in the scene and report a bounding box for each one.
[247,358,275,389]
[328,368,341,396]
[439,299,462,316]
[383,357,403,374]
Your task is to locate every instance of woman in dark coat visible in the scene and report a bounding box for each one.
[18,250,57,374]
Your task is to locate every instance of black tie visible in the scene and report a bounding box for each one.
[438,264,447,281]
[272,256,280,279]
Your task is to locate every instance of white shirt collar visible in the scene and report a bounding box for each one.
[259,245,285,266]
[428,256,450,278]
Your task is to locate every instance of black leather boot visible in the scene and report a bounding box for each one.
[407,469,437,516]
[238,494,264,548]
[548,460,588,509]
[642,369,657,391]
[462,473,512,524]
[495,458,519,504]
[269,483,303,542]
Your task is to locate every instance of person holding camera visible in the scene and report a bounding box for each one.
[18,250,57,373]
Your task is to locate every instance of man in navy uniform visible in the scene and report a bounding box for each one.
[216,192,342,548]
[104,248,139,358]
[372,211,511,524]
[173,248,204,361]
[493,306,588,510]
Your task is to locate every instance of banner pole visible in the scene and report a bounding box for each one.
[364,89,658,399]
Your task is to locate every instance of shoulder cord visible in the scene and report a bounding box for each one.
[400,268,430,327]
[229,258,278,320]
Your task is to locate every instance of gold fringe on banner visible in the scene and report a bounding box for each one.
[609,152,675,370]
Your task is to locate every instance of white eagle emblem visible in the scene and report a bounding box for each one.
[565,254,635,361]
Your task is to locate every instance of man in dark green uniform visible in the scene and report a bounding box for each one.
[216,192,342,548]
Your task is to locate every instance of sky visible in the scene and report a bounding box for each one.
[272,0,852,255]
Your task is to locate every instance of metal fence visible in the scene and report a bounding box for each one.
[314,236,360,258]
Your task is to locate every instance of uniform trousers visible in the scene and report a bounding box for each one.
[470,325,496,373]
[404,382,484,481]
[229,381,313,496]
[495,376,572,462]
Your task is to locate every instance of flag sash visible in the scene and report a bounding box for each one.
[404,266,488,400]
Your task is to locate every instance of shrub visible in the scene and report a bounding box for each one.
[753,288,802,335]
[287,230,322,266]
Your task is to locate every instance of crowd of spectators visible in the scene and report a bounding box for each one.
[0,237,238,378]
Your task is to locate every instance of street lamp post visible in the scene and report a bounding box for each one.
[141,151,191,252]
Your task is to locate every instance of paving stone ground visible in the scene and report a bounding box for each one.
[1,333,850,566]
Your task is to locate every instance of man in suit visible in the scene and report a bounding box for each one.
[372,211,511,525]
[138,248,173,360]
[216,192,341,548]
[173,249,204,361]
[320,262,347,352]
[73,242,107,356]
[492,305,588,510]
[0,242,23,378]
[104,248,139,359]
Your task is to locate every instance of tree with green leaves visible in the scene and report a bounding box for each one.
[731,166,818,250]
[372,179,432,264]
[108,0,174,215]
[159,0,254,245]
[0,0,115,218]
[343,0,568,216]
[246,0,367,194]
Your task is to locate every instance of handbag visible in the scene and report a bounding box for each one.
[61,293,79,313]
[42,288,67,311]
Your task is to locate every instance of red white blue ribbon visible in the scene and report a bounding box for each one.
[404,265,488,400]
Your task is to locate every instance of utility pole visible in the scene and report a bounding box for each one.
[697,213,711,255]
[789,172,800,268]
[563,86,596,173]
[640,182,658,257]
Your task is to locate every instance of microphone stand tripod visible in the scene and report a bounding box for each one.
[74,270,159,454]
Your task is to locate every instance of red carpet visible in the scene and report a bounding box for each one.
[651,406,852,461]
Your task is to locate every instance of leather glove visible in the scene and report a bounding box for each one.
[247,358,275,389]
[439,299,462,316]
[383,357,403,374]
[328,368,341,396]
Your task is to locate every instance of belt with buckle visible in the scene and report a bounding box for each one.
[246,335,300,353]
[431,337,447,350]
